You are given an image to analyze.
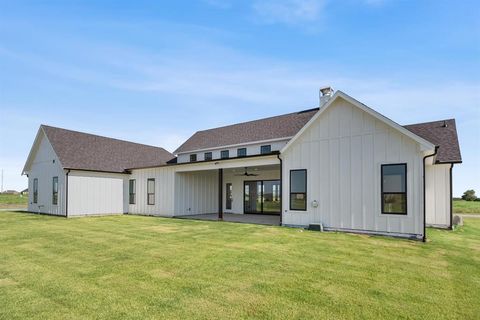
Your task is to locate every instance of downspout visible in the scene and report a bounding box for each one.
[65,170,70,218]
[449,163,454,230]
[423,146,438,242]
[277,154,283,226]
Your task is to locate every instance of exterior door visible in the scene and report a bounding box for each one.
[244,180,280,214]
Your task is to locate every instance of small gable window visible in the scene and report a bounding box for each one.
[237,148,247,157]
[261,145,272,154]
[221,150,229,159]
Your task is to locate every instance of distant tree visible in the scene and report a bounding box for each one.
[461,190,477,201]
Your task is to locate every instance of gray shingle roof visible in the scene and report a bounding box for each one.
[404,119,462,163]
[174,108,320,154]
[42,125,175,173]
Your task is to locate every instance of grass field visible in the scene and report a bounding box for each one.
[453,199,480,214]
[0,194,28,209]
[0,212,479,319]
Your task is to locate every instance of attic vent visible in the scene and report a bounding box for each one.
[297,107,320,114]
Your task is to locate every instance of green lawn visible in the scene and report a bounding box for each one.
[453,199,480,214]
[0,212,479,319]
[0,193,28,209]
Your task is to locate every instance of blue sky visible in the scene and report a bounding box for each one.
[0,0,479,195]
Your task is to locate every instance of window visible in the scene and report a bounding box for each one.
[237,148,247,157]
[204,152,212,161]
[221,150,229,159]
[226,183,233,210]
[190,154,197,162]
[33,178,38,203]
[147,178,155,205]
[129,179,136,204]
[52,176,58,205]
[381,164,407,215]
[261,145,272,154]
[290,170,307,211]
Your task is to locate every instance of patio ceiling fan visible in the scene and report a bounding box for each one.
[235,167,259,177]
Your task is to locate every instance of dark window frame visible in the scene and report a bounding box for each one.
[33,178,38,204]
[52,176,58,205]
[289,169,307,211]
[204,152,212,161]
[381,163,407,215]
[147,178,155,205]
[260,145,272,154]
[129,179,136,204]
[226,183,233,210]
[190,154,197,162]
[237,148,247,157]
[221,150,229,159]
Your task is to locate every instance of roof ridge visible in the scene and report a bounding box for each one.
[195,107,319,134]
[41,124,171,153]
[403,118,456,127]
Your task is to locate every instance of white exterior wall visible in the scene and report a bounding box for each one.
[27,134,65,216]
[223,169,280,214]
[128,166,176,216]
[425,163,452,228]
[281,97,425,238]
[174,171,218,216]
[177,140,289,163]
[67,170,128,216]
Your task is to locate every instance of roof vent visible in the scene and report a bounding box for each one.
[443,120,448,128]
[319,86,334,107]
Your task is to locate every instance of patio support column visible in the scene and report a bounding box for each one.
[218,168,223,220]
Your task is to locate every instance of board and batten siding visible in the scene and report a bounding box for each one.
[27,133,65,216]
[128,167,176,216]
[281,97,425,237]
[67,170,128,216]
[174,170,218,216]
[425,163,452,228]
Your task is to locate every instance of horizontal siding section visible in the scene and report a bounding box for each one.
[282,97,425,237]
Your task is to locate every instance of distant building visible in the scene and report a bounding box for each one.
[2,190,19,195]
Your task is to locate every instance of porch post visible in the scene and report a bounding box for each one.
[218,168,223,220]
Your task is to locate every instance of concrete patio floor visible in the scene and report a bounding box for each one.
[177,213,281,226]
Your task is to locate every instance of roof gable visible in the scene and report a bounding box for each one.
[404,119,461,163]
[281,91,437,153]
[174,108,319,154]
[24,125,175,174]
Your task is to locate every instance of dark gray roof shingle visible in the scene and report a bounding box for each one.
[42,125,175,172]
[404,119,462,163]
[174,108,319,154]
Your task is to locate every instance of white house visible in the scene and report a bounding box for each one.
[22,88,462,240]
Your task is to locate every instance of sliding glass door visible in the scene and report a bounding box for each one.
[244,180,281,214]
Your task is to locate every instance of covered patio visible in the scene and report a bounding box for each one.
[177,213,281,226]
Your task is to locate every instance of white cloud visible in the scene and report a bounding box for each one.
[252,0,327,25]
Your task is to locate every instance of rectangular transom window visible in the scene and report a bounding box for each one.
[221,150,229,159]
[33,178,38,203]
[129,179,136,204]
[52,176,58,205]
[190,154,197,162]
[237,148,247,157]
[147,178,155,205]
[226,183,232,210]
[290,169,307,211]
[204,152,212,161]
[260,145,271,154]
[381,164,407,215]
